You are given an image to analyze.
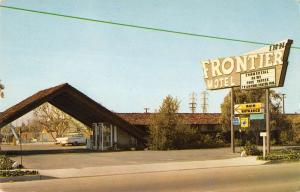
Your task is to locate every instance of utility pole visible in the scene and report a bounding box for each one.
[189,92,197,113]
[231,88,235,153]
[0,81,4,151]
[266,89,270,154]
[0,80,4,98]
[281,93,286,114]
[200,91,208,113]
[144,108,150,113]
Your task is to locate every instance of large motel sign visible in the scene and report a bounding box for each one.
[201,39,293,153]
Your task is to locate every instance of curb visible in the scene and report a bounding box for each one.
[0,174,41,183]
[39,157,268,179]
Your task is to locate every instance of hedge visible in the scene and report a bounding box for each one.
[0,170,39,177]
[258,149,300,161]
[242,142,262,156]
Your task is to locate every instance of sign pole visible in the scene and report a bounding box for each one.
[231,87,235,153]
[19,128,23,166]
[263,135,266,159]
[260,132,267,159]
[266,88,270,154]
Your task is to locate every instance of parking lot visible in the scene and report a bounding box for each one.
[1,144,239,170]
[1,143,85,151]
[1,143,87,156]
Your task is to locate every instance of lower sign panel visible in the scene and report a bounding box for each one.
[240,68,276,90]
[250,113,265,120]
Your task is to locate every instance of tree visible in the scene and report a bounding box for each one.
[288,115,300,144]
[0,80,4,98]
[148,95,196,150]
[0,123,14,143]
[220,88,293,144]
[23,120,43,140]
[33,103,90,140]
[70,118,93,138]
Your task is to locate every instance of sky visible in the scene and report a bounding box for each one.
[0,0,300,114]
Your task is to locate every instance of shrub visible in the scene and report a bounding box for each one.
[0,156,14,170]
[215,133,225,145]
[234,139,242,146]
[242,141,262,156]
[258,149,300,161]
[279,130,294,145]
[0,170,39,177]
[195,134,228,148]
[270,139,276,145]
[201,134,214,145]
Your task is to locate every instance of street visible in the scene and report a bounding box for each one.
[1,162,300,192]
[1,143,86,156]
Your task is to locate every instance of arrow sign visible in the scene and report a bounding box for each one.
[234,103,264,115]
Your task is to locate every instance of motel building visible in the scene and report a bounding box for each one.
[0,83,223,151]
[90,122,138,150]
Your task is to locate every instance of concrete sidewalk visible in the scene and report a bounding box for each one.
[39,156,267,179]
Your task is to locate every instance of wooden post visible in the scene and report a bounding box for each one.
[231,87,235,153]
[266,89,270,153]
[263,135,266,159]
[101,123,104,151]
[110,124,113,147]
[93,123,98,150]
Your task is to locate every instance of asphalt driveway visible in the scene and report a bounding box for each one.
[8,147,239,169]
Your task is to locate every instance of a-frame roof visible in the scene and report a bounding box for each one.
[0,83,145,141]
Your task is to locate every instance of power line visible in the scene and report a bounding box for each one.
[189,92,197,113]
[144,108,150,113]
[280,93,286,114]
[200,91,208,113]
[0,5,299,50]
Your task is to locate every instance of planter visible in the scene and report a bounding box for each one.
[0,170,40,183]
[0,174,41,183]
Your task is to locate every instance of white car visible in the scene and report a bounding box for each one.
[56,133,86,146]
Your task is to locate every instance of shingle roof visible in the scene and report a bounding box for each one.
[0,83,146,142]
[117,113,221,125]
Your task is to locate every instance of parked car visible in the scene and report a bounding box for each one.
[55,133,86,146]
